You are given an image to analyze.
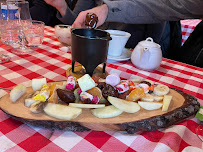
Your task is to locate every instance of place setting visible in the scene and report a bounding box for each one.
[105,29,132,62]
[0,0,45,64]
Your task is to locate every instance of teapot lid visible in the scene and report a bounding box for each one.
[138,37,160,48]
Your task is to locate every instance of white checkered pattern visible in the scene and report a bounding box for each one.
[181,19,201,45]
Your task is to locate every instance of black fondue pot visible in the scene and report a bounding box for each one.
[71,28,111,76]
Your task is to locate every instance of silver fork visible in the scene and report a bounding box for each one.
[0,87,11,91]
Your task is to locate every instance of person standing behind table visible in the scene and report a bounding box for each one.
[72,0,203,59]
[45,0,177,57]
[72,0,203,28]
[44,0,102,25]
[27,0,73,27]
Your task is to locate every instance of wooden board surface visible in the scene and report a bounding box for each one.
[0,82,200,134]
[66,64,108,79]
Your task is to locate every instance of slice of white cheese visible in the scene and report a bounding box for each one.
[77,74,96,92]
[162,95,172,112]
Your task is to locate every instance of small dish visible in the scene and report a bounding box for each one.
[107,48,132,61]
[55,24,71,46]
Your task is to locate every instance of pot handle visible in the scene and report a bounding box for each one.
[146,37,153,42]
[100,34,112,41]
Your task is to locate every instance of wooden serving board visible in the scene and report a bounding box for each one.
[0,82,200,134]
[66,65,108,79]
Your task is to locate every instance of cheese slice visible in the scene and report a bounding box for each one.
[162,95,172,112]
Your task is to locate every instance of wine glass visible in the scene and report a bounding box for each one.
[0,3,11,63]
[7,0,33,55]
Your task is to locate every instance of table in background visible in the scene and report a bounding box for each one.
[181,19,202,45]
[0,26,203,152]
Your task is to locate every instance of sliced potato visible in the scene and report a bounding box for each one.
[162,95,172,112]
[44,103,82,120]
[138,101,163,110]
[69,103,105,109]
[107,96,140,113]
[10,84,26,102]
[92,105,123,118]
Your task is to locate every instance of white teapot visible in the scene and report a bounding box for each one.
[131,37,162,71]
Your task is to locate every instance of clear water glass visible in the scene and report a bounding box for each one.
[0,2,11,63]
[7,0,33,55]
[24,20,45,47]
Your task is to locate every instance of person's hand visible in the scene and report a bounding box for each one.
[72,4,109,28]
[44,0,67,16]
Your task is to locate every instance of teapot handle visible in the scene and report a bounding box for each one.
[146,37,153,42]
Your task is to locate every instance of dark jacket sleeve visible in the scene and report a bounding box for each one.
[28,0,61,26]
[57,0,96,25]
[104,0,203,24]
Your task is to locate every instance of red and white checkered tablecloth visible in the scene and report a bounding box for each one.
[181,19,202,45]
[0,26,203,152]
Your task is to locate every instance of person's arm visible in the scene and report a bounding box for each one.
[57,0,96,25]
[72,0,203,28]
[44,0,68,16]
[72,4,108,28]
[104,0,203,24]
[28,0,57,25]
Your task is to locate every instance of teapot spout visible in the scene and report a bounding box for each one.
[139,47,148,60]
[144,47,149,51]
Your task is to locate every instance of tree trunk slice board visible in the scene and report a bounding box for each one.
[66,64,108,79]
[0,82,200,134]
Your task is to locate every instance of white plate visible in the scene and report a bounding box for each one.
[107,48,132,61]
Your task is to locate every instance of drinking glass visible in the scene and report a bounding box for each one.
[0,3,11,63]
[195,122,203,142]
[24,20,45,47]
[7,0,33,55]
